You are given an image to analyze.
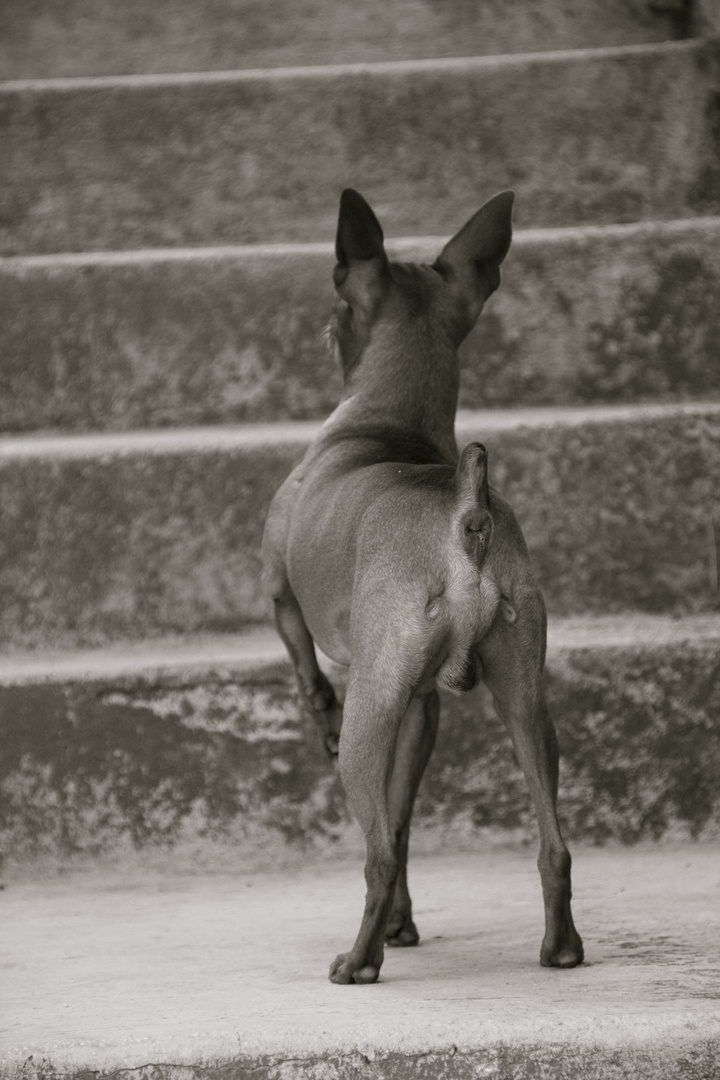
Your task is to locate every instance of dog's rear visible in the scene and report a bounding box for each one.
[262,189,583,983]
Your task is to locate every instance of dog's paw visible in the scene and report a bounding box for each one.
[308,681,343,760]
[540,931,584,969]
[385,912,419,947]
[323,731,340,759]
[329,953,380,984]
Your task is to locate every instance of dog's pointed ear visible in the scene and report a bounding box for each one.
[333,190,389,304]
[335,189,386,266]
[437,190,514,278]
[434,190,514,327]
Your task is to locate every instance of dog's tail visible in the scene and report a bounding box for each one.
[454,442,493,568]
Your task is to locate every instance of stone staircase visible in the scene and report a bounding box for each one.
[1,0,719,870]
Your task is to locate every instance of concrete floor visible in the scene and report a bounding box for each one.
[2,844,719,1080]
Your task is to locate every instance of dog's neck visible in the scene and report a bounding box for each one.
[336,323,461,462]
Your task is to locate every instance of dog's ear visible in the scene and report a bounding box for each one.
[434,190,514,327]
[333,189,389,305]
[335,189,386,266]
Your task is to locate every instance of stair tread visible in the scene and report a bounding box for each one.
[1,614,718,686]
[1,408,717,646]
[2,846,719,1079]
[2,401,719,459]
[3,217,719,431]
[0,38,701,94]
[3,39,714,254]
[0,0,688,81]
[3,213,718,268]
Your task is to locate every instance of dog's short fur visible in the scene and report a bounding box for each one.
[262,189,583,984]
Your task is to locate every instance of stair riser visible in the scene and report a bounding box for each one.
[2,638,718,863]
[0,411,718,650]
[0,0,687,80]
[3,221,720,432]
[1,43,717,255]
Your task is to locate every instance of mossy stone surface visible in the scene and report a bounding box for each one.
[0,0,687,80]
[1,43,717,255]
[3,222,719,432]
[0,410,718,650]
[2,633,718,861]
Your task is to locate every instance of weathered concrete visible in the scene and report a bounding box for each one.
[1,845,719,1080]
[3,220,720,432]
[0,0,688,80]
[1,42,718,255]
[0,405,718,649]
[699,0,720,36]
[2,615,718,863]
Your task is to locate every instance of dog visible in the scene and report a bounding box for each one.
[262,188,583,984]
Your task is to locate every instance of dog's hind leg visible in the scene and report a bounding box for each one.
[329,669,418,984]
[479,594,584,969]
[385,685,440,947]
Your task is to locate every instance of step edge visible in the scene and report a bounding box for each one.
[1,402,718,461]
[0,39,701,95]
[1,615,718,686]
[4,218,720,272]
[0,628,286,685]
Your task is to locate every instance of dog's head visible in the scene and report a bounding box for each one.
[328,188,514,382]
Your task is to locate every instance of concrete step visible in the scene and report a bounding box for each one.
[3,218,720,432]
[2,845,720,1080]
[2,41,718,256]
[1,404,718,650]
[0,0,688,80]
[2,615,719,865]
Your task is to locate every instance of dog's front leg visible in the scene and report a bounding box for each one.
[385,686,440,947]
[329,672,414,984]
[272,590,344,757]
[262,474,344,757]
